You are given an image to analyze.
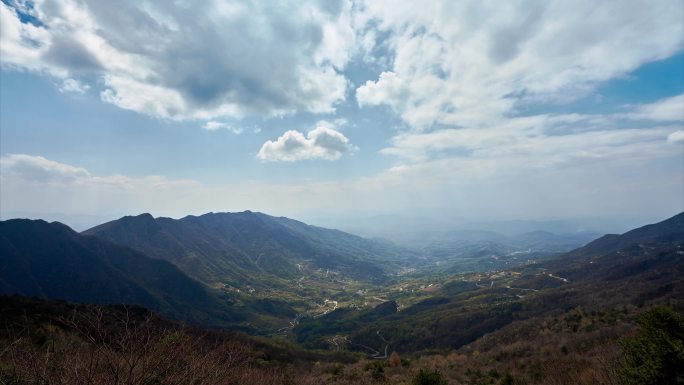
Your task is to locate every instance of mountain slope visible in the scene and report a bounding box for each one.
[0,219,238,324]
[84,211,412,286]
[563,212,684,258]
[536,212,684,281]
[294,212,684,352]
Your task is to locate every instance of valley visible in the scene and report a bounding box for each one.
[1,211,683,384]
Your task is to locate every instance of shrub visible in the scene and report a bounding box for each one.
[412,369,448,385]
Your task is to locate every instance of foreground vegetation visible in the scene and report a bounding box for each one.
[1,296,682,385]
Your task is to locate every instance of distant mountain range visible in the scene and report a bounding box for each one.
[392,227,602,273]
[392,227,601,251]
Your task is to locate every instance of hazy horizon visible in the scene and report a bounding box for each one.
[1,208,677,240]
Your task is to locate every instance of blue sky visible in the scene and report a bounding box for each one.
[1,0,683,231]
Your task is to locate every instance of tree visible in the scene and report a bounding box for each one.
[620,307,684,385]
[389,351,401,367]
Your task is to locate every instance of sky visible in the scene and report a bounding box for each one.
[1,0,683,232]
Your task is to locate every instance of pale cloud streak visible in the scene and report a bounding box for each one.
[1,154,91,183]
[668,130,684,144]
[0,154,197,190]
[1,153,681,225]
[202,121,243,134]
[379,96,683,181]
[624,94,684,122]
[58,78,90,94]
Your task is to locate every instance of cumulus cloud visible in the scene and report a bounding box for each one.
[202,121,243,134]
[355,0,684,130]
[356,71,407,110]
[257,123,354,161]
[1,0,354,119]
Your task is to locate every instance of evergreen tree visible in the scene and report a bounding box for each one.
[620,307,684,385]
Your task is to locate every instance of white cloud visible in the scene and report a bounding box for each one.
[1,1,682,222]
[202,121,243,134]
[356,71,407,110]
[0,155,207,223]
[378,94,683,179]
[99,75,188,119]
[1,0,355,119]
[1,154,91,183]
[625,94,684,122]
[58,78,90,94]
[668,130,684,143]
[0,2,55,74]
[257,123,354,162]
[0,154,196,190]
[355,0,684,130]
[382,117,678,168]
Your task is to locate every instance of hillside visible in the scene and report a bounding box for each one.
[294,212,684,353]
[83,212,413,287]
[0,219,240,325]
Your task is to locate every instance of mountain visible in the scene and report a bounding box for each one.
[535,211,684,282]
[294,212,684,352]
[2,213,681,385]
[562,211,684,258]
[0,219,239,325]
[83,211,413,286]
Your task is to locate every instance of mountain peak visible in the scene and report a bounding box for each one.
[1,218,77,237]
[125,213,155,221]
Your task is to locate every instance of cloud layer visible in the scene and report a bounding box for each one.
[381,95,684,166]
[355,0,683,130]
[258,122,354,161]
[3,0,681,130]
[1,0,354,119]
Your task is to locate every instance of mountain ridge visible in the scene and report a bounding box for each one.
[0,218,241,325]
[83,211,414,286]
